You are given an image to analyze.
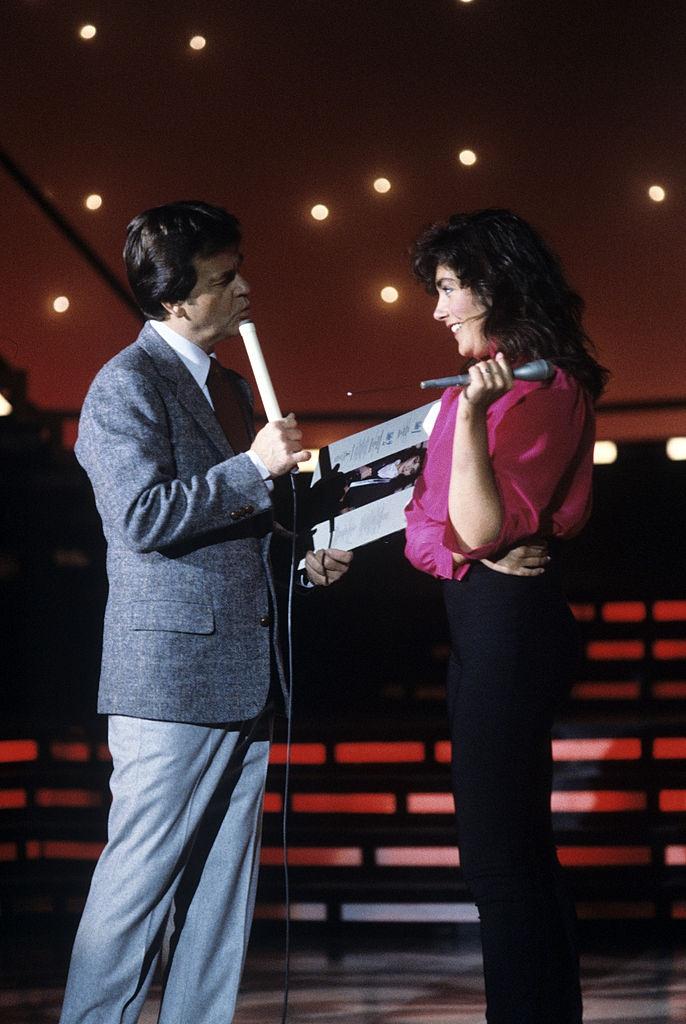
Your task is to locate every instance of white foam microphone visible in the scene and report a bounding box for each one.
[420,358,555,390]
[238,320,284,421]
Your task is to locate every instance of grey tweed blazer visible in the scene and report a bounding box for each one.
[75,323,284,723]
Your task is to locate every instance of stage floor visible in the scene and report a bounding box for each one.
[2,942,686,1023]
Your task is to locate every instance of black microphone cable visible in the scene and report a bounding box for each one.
[279,470,298,1024]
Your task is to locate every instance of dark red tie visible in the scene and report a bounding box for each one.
[205,360,252,454]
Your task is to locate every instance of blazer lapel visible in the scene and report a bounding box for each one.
[136,324,234,458]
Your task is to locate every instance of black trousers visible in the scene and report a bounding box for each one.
[444,563,583,1024]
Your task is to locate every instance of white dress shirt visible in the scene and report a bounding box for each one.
[150,319,272,487]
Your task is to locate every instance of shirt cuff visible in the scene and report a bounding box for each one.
[246,449,274,493]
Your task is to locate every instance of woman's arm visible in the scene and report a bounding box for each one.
[448,353,514,550]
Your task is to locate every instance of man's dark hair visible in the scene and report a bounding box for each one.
[412,209,608,400]
[123,201,241,319]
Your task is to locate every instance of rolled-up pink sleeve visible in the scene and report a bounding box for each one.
[446,380,595,562]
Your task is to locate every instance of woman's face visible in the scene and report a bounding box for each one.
[433,264,489,361]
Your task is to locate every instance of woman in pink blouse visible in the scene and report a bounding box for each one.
[405,209,607,1024]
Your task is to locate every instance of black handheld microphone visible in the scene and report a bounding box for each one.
[420,359,555,390]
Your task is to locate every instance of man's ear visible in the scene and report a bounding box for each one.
[161,300,187,319]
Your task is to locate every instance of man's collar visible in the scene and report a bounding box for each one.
[149,319,213,388]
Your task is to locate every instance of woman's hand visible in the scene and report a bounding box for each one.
[462,352,514,408]
[482,540,550,577]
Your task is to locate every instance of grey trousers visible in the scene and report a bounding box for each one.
[59,708,273,1024]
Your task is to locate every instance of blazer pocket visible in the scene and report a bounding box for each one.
[128,600,215,635]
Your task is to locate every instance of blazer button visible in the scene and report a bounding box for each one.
[243,504,255,516]
[259,614,271,627]
[230,510,241,520]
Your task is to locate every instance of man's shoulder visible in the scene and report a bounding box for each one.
[86,327,168,396]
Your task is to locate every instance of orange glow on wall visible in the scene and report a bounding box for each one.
[334,742,425,764]
[292,793,397,814]
[653,640,686,660]
[0,789,27,809]
[659,791,686,811]
[0,740,38,762]
[652,681,686,698]
[407,793,455,814]
[34,789,102,808]
[558,846,651,866]
[552,738,642,761]
[269,743,326,765]
[263,792,282,813]
[0,842,18,861]
[586,640,645,660]
[665,845,686,865]
[601,601,646,622]
[653,601,686,621]
[653,738,686,759]
[50,741,90,762]
[570,603,595,622]
[375,846,460,867]
[551,790,647,812]
[261,846,363,866]
[571,682,640,700]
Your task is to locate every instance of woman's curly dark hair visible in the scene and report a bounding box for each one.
[412,209,609,400]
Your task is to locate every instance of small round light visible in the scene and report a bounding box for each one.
[666,437,686,461]
[85,193,103,211]
[373,177,392,194]
[593,440,617,465]
[459,149,477,166]
[648,185,666,203]
[0,394,13,417]
[53,296,70,313]
[380,286,399,304]
[79,24,97,40]
[310,204,329,221]
[189,36,207,51]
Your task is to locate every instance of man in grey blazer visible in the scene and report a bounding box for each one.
[59,201,351,1023]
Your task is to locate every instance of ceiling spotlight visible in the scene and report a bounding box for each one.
[85,194,103,211]
[53,296,70,314]
[593,440,617,465]
[648,185,666,203]
[0,394,12,417]
[380,286,399,304]
[310,204,329,221]
[79,24,97,40]
[189,35,207,50]
[666,437,686,461]
[458,149,477,166]
[373,177,392,194]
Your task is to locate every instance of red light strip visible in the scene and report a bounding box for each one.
[652,681,686,698]
[269,743,326,765]
[263,792,282,813]
[653,738,686,759]
[375,846,460,867]
[551,790,646,812]
[601,602,646,623]
[260,846,363,866]
[50,741,90,762]
[407,793,454,814]
[570,603,595,622]
[665,845,686,865]
[0,842,18,861]
[34,789,102,808]
[334,742,425,764]
[292,793,397,813]
[558,846,651,866]
[0,739,38,763]
[576,901,655,919]
[552,739,641,761]
[0,789,27,809]
[571,682,640,700]
[659,790,686,811]
[586,640,645,661]
[653,640,686,660]
[654,601,686,621]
